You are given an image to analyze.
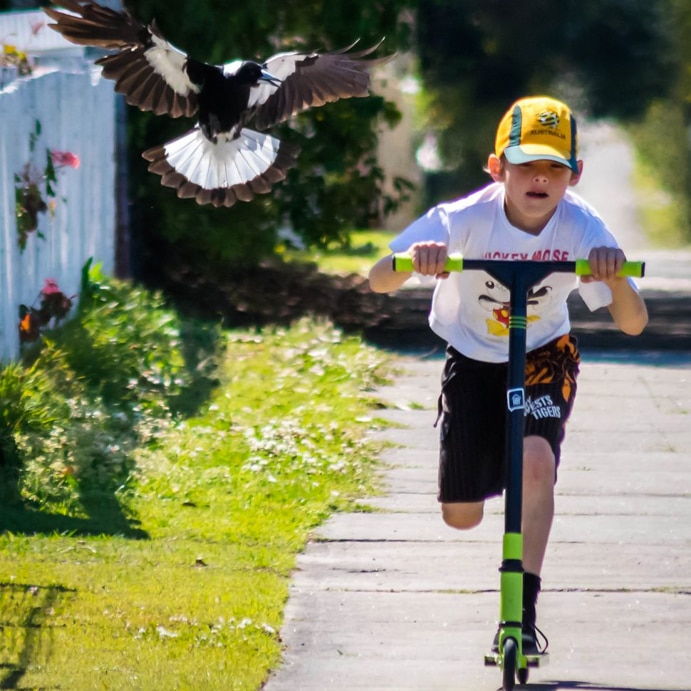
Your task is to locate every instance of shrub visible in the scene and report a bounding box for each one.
[1,263,220,514]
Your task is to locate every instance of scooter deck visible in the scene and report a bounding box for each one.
[483,651,549,668]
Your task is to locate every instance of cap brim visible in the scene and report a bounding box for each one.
[504,145,579,174]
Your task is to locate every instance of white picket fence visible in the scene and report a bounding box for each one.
[0,68,116,361]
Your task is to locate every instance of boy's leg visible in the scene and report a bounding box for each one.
[441,438,555,570]
[519,334,579,653]
[521,435,556,576]
[441,501,485,529]
[521,435,555,653]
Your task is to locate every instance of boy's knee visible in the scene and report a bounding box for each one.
[523,436,556,485]
[441,502,484,530]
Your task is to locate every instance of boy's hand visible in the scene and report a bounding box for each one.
[583,246,626,285]
[410,242,450,278]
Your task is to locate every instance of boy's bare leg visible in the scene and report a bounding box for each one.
[441,439,554,650]
[441,501,484,530]
[439,435,555,575]
[521,436,556,576]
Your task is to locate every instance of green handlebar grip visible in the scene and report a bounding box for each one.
[575,258,646,278]
[392,253,646,278]
[392,254,464,272]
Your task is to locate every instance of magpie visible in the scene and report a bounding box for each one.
[44,0,392,207]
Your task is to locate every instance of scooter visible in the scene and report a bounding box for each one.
[393,253,645,690]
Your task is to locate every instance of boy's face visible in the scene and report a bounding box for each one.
[488,156,583,234]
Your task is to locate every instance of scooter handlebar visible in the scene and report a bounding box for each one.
[391,254,464,273]
[573,258,645,278]
[391,253,645,278]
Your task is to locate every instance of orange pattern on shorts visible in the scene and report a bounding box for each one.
[524,334,580,402]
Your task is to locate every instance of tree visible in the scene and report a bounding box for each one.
[120,0,413,280]
[415,0,677,205]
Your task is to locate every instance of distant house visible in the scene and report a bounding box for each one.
[0,8,119,361]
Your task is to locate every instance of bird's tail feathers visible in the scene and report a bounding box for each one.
[142,128,300,207]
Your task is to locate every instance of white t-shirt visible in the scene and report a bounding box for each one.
[390,182,630,362]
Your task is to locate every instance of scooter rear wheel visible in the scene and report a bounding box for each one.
[502,637,517,691]
[517,666,529,684]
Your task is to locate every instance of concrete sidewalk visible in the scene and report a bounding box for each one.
[265,351,691,691]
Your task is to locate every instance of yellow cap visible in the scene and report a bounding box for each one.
[495,96,579,173]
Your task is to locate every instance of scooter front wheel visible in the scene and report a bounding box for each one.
[502,637,517,691]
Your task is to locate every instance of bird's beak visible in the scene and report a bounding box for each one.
[260,69,282,87]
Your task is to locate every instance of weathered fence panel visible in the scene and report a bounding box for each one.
[0,68,116,361]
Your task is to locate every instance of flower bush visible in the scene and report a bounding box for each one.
[14,121,80,250]
[19,279,75,344]
[3,261,221,513]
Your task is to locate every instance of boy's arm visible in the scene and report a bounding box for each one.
[368,254,411,293]
[587,246,649,335]
[368,242,450,294]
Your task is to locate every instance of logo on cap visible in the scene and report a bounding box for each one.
[494,96,580,173]
[537,110,559,128]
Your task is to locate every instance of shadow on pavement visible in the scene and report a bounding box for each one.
[579,349,691,367]
[527,683,676,691]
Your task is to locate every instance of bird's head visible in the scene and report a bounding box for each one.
[236,61,282,88]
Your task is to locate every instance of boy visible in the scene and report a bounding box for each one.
[368,96,648,654]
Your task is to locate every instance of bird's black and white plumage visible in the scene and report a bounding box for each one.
[44,0,392,207]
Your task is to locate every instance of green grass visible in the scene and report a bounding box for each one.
[280,229,395,276]
[1,267,394,689]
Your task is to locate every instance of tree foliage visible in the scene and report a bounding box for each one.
[627,0,691,241]
[7,0,689,260]
[122,0,413,278]
[415,0,679,203]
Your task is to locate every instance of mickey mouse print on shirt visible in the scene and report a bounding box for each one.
[478,277,554,337]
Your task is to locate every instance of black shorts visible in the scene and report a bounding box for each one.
[437,334,580,503]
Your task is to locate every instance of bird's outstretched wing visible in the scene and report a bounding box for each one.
[44,0,199,118]
[251,42,394,130]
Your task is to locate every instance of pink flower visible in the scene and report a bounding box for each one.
[31,20,46,36]
[50,150,80,169]
[41,279,61,296]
